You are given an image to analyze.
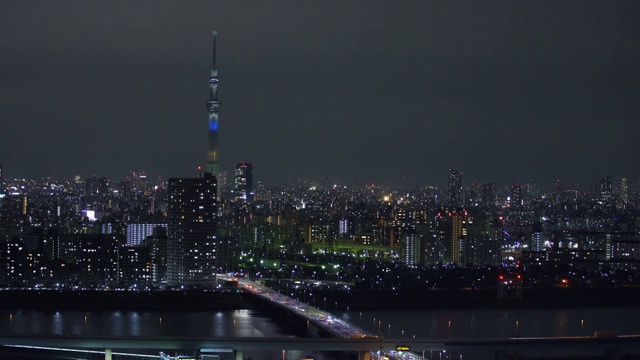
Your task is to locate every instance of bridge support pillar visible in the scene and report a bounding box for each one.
[358,351,371,360]
[234,349,243,360]
[105,348,112,360]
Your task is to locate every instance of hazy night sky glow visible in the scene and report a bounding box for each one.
[1,1,639,188]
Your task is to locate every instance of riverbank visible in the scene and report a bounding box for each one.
[0,289,253,311]
[1,286,638,312]
[313,287,640,311]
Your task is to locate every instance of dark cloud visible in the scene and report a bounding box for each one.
[1,1,639,188]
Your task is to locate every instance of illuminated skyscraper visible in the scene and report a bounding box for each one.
[450,209,469,265]
[510,184,524,208]
[233,161,254,203]
[448,169,462,208]
[166,172,217,287]
[206,32,221,176]
[434,209,470,265]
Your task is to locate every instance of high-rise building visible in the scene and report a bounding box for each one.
[448,169,463,208]
[598,176,613,204]
[0,163,4,196]
[450,209,469,265]
[126,223,168,247]
[322,177,331,192]
[482,183,496,208]
[510,184,524,208]
[233,161,254,203]
[166,172,217,287]
[434,209,470,265]
[206,32,221,176]
[401,233,424,266]
[620,177,630,205]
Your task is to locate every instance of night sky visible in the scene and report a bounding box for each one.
[1,1,639,189]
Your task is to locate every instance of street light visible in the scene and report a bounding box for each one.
[324,297,327,310]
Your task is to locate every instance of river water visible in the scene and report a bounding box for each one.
[1,307,639,359]
[339,307,640,339]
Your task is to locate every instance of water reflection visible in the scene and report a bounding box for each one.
[3,307,639,340]
[342,308,640,339]
[0,309,293,339]
[554,312,569,336]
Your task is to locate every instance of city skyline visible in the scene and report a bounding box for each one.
[1,1,639,186]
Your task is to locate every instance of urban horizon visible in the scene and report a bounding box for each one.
[2,4,640,360]
[2,3,638,187]
[1,164,637,195]
[1,168,637,194]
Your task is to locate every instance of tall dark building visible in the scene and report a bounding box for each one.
[206,31,220,176]
[598,176,613,204]
[233,161,254,203]
[322,176,331,192]
[620,176,631,205]
[167,172,217,287]
[482,183,496,208]
[0,163,4,196]
[448,169,463,208]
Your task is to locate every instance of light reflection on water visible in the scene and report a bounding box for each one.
[340,308,640,339]
[3,307,640,360]
[0,309,292,338]
[0,309,318,360]
[3,307,640,339]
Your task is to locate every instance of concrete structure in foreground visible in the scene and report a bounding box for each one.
[2,333,640,360]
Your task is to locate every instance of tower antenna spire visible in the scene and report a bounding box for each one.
[212,31,217,69]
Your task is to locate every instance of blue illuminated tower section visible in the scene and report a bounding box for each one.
[206,31,220,175]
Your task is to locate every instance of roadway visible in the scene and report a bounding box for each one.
[224,276,640,360]
[230,276,373,339]
[222,275,421,359]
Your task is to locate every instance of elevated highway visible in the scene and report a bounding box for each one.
[2,333,640,358]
